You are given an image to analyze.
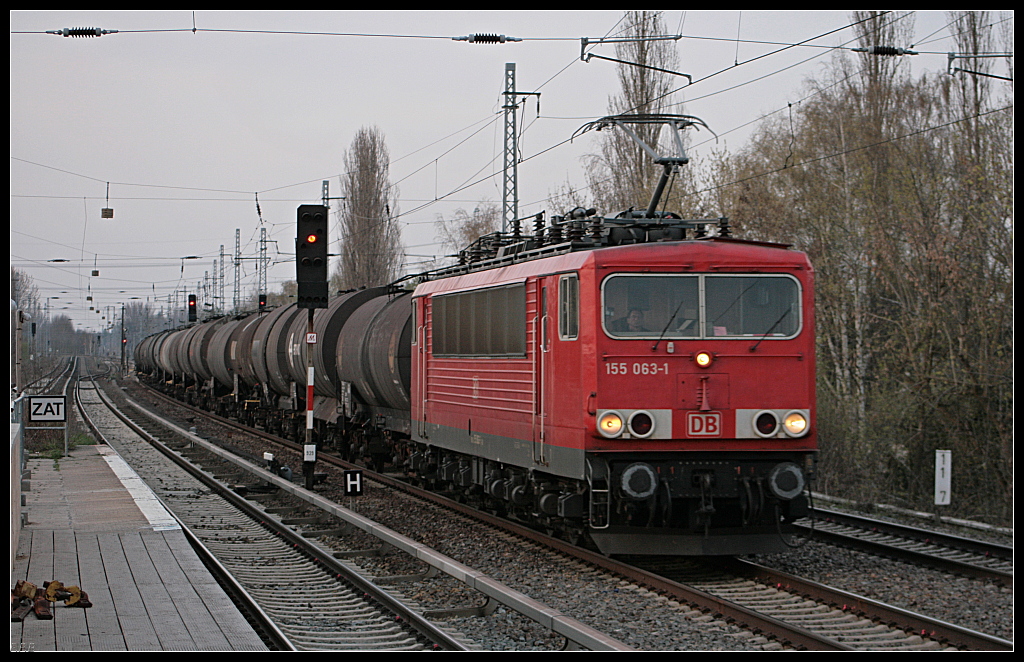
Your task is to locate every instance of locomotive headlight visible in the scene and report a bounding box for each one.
[753,410,780,438]
[783,411,809,437]
[597,411,624,438]
[695,351,713,368]
[627,411,655,439]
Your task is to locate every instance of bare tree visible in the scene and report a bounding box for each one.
[11,267,41,317]
[586,11,681,213]
[434,201,500,257]
[334,126,404,290]
[546,180,590,217]
[714,11,1012,522]
[266,280,297,307]
[121,300,168,359]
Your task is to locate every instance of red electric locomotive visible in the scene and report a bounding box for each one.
[402,115,815,555]
[408,225,815,555]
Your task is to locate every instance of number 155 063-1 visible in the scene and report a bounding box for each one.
[605,362,669,376]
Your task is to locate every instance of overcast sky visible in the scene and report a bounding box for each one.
[10,10,978,332]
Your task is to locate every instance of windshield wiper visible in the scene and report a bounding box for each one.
[749,309,790,352]
[652,297,692,351]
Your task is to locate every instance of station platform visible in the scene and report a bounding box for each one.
[11,443,268,651]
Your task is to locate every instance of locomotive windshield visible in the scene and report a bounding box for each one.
[603,274,801,339]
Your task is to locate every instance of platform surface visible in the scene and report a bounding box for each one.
[11,444,267,651]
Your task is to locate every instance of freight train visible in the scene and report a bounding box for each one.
[135,116,816,555]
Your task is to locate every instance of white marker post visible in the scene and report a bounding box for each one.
[934,450,951,506]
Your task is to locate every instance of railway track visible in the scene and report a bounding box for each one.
[22,355,76,396]
[620,555,1011,651]
[75,372,465,651]
[799,508,1013,587]
[117,376,787,650]
[126,375,1012,651]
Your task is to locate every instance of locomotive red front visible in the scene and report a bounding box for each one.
[411,237,816,555]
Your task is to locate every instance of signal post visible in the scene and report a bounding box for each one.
[296,204,329,489]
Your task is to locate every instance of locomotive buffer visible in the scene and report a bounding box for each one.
[297,204,329,489]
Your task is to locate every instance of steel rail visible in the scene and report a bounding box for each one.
[122,383,635,651]
[800,508,1012,587]
[720,557,1014,652]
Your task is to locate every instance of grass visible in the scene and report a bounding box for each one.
[33,432,94,469]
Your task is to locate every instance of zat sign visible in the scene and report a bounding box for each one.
[29,396,67,422]
[687,411,721,437]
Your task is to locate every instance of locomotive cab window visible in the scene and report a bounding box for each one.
[559,274,579,340]
[602,274,800,340]
[603,275,698,338]
[704,275,800,338]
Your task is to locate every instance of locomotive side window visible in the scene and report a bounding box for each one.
[602,274,800,340]
[432,283,526,357]
[411,298,417,345]
[559,274,579,340]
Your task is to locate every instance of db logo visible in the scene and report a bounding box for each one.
[687,412,722,437]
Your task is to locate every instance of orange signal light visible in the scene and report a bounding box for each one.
[307,234,318,243]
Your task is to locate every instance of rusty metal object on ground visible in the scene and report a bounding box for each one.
[32,588,52,620]
[44,580,93,608]
[11,579,93,622]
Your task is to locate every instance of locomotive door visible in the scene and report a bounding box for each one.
[533,278,555,466]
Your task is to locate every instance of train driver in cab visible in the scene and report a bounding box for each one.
[609,308,649,333]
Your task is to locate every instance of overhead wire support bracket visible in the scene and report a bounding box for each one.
[946,52,1014,81]
[580,35,691,83]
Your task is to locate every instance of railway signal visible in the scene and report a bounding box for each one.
[188,294,197,322]
[296,204,329,309]
[296,203,329,487]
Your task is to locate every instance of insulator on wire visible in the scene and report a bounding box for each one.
[48,27,118,37]
[853,45,917,56]
[453,34,521,44]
